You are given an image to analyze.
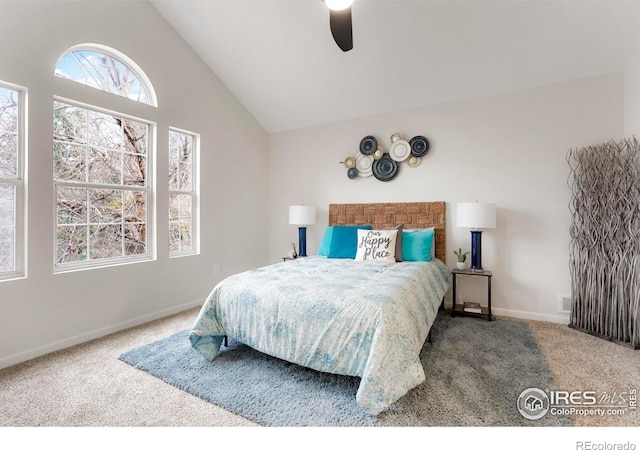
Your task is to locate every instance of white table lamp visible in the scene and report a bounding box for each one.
[457,202,496,271]
[289,205,316,257]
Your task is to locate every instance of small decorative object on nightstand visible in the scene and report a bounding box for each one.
[288,242,297,259]
[283,242,298,262]
[451,268,493,321]
[453,248,469,270]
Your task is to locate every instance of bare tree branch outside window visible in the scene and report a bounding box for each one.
[53,46,154,268]
[169,130,195,254]
[0,86,19,273]
[55,49,151,105]
[54,101,148,265]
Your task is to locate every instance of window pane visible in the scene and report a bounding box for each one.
[168,136,178,191]
[0,85,21,276]
[55,103,149,191]
[0,183,15,227]
[89,224,122,260]
[179,134,193,164]
[125,223,146,255]
[169,131,193,192]
[0,183,15,271]
[88,188,122,224]
[0,133,17,178]
[123,119,147,155]
[169,193,192,252]
[169,193,192,220]
[88,148,122,185]
[55,184,147,265]
[123,190,146,223]
[56,186,87,224]
[55,49,152,105]
[53,101,87,144]
[0,133,18,178]
[88,110,123,151]
[123,153,146,186]
[169,222,180,252]
[0,87,17,133]
[0,87,18,179]
[0,227,15,272]
[169,218,192,252]
[53,142,86,182]
[56,225,87,264]
[169,129,196,255]
[179,163,192,191]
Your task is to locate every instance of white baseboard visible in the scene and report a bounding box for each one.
[0,299,204,370]
[443,300,571,325]
[488,306,571,324]
[2,301,571,370]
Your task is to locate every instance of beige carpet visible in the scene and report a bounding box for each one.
[1,307,639,427]
[529,320,640,427]
[0,308,254,427]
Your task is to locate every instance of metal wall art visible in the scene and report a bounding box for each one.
[342,133,430,182]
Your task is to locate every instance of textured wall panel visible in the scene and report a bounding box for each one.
[567,137,640,348]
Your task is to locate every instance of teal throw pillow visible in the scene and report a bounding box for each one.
[328,225,373,259]
[404,227,436,259]
[402,229,435,261]
[317,226,334,256]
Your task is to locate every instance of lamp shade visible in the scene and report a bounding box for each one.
[457,203,496,229]
[289,205,316,226]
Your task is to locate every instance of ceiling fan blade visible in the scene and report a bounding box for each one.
[329,7,353,52]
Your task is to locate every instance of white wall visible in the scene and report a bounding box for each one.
[0,2,635,369]
[625,60,640,138]
[267,74,626,324]
[0,1,268,368]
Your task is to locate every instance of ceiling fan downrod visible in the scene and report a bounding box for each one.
[323,0,353,52]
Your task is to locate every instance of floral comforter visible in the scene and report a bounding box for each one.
[189,256,451,415]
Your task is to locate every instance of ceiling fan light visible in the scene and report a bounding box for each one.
[325,0,353,11]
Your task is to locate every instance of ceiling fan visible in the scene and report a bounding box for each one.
[323,0,353,52]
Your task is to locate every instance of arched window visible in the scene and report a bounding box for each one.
[53,45,157,271]
[54,44,157,107]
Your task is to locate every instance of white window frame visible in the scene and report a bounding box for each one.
[0,81,27,282]
[53,96,155,273]
[54,43,158,107]
[168,127,199,257]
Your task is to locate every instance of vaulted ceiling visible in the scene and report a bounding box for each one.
[150,0,640,133]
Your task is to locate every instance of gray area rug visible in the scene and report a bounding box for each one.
[118,314,572,427]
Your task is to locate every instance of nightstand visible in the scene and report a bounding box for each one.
[451,268,493,321]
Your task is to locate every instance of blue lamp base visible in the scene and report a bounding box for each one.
[298,227,308,257]
[470,230,484,272]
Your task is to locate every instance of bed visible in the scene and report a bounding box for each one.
[189,202,451,415]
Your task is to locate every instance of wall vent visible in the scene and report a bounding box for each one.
[558,294,572,314]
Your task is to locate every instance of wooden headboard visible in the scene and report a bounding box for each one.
[328,202,446,262]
